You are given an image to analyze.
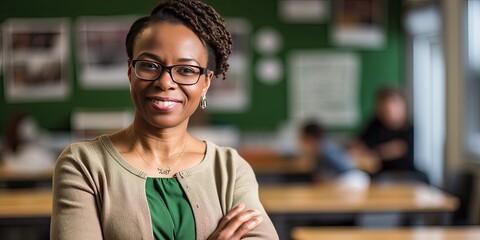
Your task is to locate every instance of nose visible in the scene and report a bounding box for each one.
[153,69,177,90]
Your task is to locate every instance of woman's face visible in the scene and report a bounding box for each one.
[129,22,213,129]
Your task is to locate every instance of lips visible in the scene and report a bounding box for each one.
[151,99,176,107]
[147,97,182,111]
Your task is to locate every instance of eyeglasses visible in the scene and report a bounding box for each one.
[131,59,210,85]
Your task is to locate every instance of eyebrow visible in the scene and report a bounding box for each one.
[177,58,200,65]
[137,52,161,62]
[137,52,201,66]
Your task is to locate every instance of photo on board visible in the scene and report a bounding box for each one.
[2,18,69,102]
[331,0,386,49]
[76,16,137,89]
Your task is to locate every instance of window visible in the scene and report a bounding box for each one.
[464,0,480,159]
[405,6,445,186]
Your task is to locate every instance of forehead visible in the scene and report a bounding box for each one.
[132,22,208,64]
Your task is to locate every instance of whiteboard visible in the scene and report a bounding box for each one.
[288,51,360,127]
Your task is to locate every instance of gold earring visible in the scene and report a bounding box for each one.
[200,95,207,109]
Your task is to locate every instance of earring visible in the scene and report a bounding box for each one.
[200,95,207,109]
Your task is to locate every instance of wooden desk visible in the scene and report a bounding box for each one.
[248,157,313,175]
[292,227,480,240]
[0,165,53,182]
[0,189,52,218]
[260,182,459,239]
[260,182,458,214]
[238,148,314,176]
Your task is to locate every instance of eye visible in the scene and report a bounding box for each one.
[175,66,199,76]
[137,61,159,70]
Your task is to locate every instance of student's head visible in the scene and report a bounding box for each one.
[299,121,325,156]
[3,113,39,154]
[125,0,232,129]
[375,87,408,129]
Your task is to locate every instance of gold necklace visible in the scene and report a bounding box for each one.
[126,128,188,175]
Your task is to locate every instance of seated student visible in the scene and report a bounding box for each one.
[2,113,55,189]
[299,121,369,188]
[2,112,54,172]
[351,87,428,183]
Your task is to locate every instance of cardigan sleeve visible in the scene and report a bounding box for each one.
[50,144,104,240]
[231,151,279,240]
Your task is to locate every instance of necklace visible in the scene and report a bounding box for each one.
[126,128,188,175]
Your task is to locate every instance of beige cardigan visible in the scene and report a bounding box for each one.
[50,135,278,240]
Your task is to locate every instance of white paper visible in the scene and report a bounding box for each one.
[71,110,134,139]
[278,0,330,23]
[332,26,385,48]
[289,51,359,127]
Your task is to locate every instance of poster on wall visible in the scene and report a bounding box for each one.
[2,18,69,102]
[207,18,251,112]
[289,50,360,127]
[76,16,137,89]
[331,0,386,49]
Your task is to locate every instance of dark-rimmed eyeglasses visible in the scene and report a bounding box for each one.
[131,59,210,85]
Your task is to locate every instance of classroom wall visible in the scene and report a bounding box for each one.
[0,0,404,133]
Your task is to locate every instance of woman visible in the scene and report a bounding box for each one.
[50,1,278,239]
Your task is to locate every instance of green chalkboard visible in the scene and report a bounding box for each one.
[0,0,403,134]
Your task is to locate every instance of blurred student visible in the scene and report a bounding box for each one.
[351,87,428,183]
[2,112,54,172]
[300,121,369,188]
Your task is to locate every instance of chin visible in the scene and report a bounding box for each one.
[146,115,189,129]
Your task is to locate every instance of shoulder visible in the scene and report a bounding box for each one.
[181,141,257,186]
[207,141,250,166]
[68,135,107,152]
[204,141,255,178]
[53,136,112,193]
[62,135,108,158]
[56,135,112,173]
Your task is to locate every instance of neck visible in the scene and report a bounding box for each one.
[129,117,189,161]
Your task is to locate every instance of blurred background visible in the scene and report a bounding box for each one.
[1,0,480,239]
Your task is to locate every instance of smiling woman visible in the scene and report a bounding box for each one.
[129,22,212,129]
[50,0,279,239]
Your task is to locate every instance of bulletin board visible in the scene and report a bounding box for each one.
[0,0,404,133]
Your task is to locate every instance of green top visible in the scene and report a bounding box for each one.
[145,177,196,240]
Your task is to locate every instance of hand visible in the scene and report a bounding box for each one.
[208,203,263,240]
[349,142,381,174]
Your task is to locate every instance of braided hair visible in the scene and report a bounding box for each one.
[125,0,232,79]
